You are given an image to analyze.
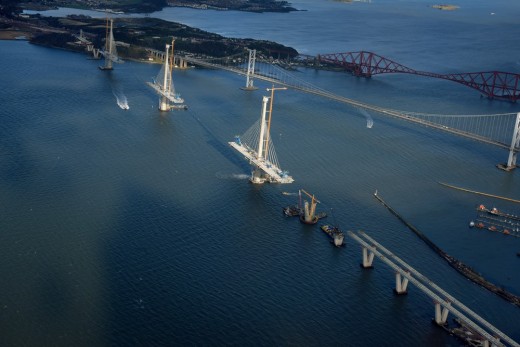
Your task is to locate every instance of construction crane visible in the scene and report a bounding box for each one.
[300,189,320,224]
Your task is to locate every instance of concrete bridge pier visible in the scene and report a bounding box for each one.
[92,48,100,59]
[394,272,409,295]
[87,44,93,52]
[434,301,450,326]
[361,247,375,268]
[159,96,170,112]
[174,56,188,69]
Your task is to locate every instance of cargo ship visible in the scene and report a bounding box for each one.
[320,225,344,247]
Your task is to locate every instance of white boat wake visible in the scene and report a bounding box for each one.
[360,108,374,128]
[112,88,129,110]
[215,172,250,180]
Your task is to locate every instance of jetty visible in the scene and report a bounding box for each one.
[373,191,520,308]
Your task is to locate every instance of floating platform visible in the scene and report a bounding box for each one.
[470,219,520,238]
[477,204,520,221]
[320,225,344,247]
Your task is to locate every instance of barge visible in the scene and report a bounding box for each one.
[320,225,344,247]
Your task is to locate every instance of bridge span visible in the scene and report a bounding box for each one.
[176,51,520,169]
[317,51,520,102]
[349,230,519,347]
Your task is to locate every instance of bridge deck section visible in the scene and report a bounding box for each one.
[348,231,519,347]
[228,141,294,183]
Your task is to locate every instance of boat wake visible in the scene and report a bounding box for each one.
[282,192,298,196]
[113,90,129,110]
[215,172,250,180]
[359,108,374,128]
[112,87,130,110]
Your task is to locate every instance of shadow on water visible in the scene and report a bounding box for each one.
[185,108,251,173]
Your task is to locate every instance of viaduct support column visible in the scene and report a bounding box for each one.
[394,272,409,295]
[506,112,520,169]
[361,247,374,268]
[434,301,450,326]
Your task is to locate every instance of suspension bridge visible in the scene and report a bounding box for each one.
[178,49,520,170]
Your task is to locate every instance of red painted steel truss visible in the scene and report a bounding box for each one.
[318,51,520,102]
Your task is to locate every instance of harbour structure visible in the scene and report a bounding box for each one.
[99,18,123,70]
[229,87,294,184]
[146,40,186,111]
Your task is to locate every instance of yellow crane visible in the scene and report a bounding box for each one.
[300,189,320,224]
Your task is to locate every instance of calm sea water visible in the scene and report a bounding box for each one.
[5,1,520,345]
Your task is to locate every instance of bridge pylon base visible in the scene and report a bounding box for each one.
[496,163,516,172]
[240,86,258,91]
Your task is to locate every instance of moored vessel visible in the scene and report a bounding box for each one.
[320,225,344,247]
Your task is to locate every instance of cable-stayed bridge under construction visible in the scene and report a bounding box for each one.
[176,49,520,171]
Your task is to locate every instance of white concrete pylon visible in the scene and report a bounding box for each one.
[362,247,375,268]
[434,301,450,325]
[394,272,409,295]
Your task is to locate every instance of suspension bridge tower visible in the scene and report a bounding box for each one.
[240,49,258,91]
[229,87,294,184]
[503,112,520,170]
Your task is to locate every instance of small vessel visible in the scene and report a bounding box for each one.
[283,205,301,217]
[321,225,344,247]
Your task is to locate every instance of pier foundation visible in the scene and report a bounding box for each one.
[250,168,267,184]
[361,247,375,268]
[434,301,450,326]
[394,272,409,295]
[159,96,170,112]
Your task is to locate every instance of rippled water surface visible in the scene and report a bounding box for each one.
[4,0,520,345]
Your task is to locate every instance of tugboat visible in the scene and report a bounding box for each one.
[321,225,344,247]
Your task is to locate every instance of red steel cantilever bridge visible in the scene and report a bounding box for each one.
[318,51,520,102]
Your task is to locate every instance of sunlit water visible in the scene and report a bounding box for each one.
[5,1,520,345]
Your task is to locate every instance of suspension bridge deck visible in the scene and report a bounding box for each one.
[181,55,515,151]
